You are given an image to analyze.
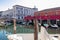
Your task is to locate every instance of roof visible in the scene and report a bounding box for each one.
[13,5,38,10]
[38,7,60,12]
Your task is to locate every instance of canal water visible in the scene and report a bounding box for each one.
[0,29,9,40]
[0,25,34,40]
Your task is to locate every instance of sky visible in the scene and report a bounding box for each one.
[0,0,60,11]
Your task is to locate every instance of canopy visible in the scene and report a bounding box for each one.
[56,15,60,19]
[24,16,34,20]
[49,15,56,20]
[41,16,48,20]
[24,15,60,20]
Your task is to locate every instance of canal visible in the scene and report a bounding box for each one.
[0,25,34,40]
[0,26,12,40]
[0,29,9,40]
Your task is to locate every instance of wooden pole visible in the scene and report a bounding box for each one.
[13,18,16,34]
[34,18,38,40]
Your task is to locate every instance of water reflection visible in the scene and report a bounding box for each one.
[0,30,9,40]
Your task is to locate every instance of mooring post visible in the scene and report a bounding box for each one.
[13,18,16,34]
[34,18,38,40]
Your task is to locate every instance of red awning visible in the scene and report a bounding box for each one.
[35,16,41,20]
[33,16,48,20]
[56,15,60,19]
[49,15,56,20]
[41,16,48,20]
[24,16,34,20]
[49,15,60,20]
[24,15,60,20]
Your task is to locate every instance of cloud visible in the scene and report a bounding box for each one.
[0,0,60,11]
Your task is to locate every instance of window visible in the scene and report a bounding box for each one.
[18,10,20,14]
[17,8,23,14]
[18,16,20,19]
[24,9,28,16]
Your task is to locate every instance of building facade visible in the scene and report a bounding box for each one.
[13,5,38,20]
[34,7,60,16]
[34,7,60,26]
[2,5,38,21]
[2,9,13,19]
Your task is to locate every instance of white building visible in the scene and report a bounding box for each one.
[2,9,13,19]
[2,5,38,21]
